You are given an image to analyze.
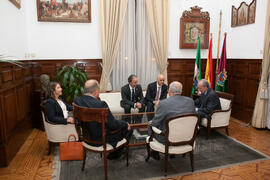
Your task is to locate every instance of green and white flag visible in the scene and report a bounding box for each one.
[191,36,201,96]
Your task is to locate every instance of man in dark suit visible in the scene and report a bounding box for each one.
[194,79,221,119]
[148,81,195,160]
[74,80,132,159]
[120,74,145,113]
[145,74,168,114]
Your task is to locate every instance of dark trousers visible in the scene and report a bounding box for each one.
[146,101,155,121]
[122,104,145,114]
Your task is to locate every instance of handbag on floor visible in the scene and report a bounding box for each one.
[60,134,84,161]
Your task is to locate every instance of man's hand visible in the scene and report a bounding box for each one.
[67,117,74,124]
[136,102,142,109]
[127,123,131,130]
[154,100,160,107]
[148,120,152,125]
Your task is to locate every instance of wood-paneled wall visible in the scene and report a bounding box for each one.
[0,59,101,166]
[0,62,33,166]
[168,58,262,123]
[0,58,261,166]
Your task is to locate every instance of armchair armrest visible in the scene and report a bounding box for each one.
[152,126,162,134]
[147,125,165,143]
[209,108,231,117]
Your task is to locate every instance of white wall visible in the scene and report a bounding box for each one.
[0,0,28,60]
[24,0,101,59]
[0,0,267,60]
[169,0,267,59]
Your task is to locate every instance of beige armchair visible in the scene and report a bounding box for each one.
[73,103,129,180]
[145,114,200,176]
[200,92,234,139]
[41,103,78,155]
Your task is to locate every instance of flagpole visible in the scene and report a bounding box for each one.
[215,10,222,89]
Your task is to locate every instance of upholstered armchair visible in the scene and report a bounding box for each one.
[200,92,234,139]
[145,114,200,175]
[40,103,78,155]
[73,103,129,180]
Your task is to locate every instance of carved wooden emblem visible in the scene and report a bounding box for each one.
[180,6,210,49]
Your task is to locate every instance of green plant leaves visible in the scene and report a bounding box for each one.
[56,65,88,103]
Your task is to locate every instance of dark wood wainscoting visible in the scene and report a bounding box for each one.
[0,62,33,166]
[0,59,101,166]
[168,58,262,123]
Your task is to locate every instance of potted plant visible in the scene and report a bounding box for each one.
[0,54,23,67]
[56,65,88,102]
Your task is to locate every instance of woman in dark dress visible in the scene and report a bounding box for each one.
[44,82,74,124]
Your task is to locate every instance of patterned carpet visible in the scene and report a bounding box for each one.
[58,129,268,180]
[1,119,270,180]
[0,129,55,180]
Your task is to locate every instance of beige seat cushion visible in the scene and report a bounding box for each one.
[82,138,127,151]
[146,137,194,154]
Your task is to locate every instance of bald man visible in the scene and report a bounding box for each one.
[145,74,168,114]
[74,80,132,159]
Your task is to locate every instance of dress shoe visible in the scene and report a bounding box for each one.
[150,150,160,160]
[107,148,124,160]
[125,129,134,140]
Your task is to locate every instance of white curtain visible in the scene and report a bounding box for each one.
[111,0,159,90]
[99,0,128,92]
[136,0,159,88]
[252,1,270,128]
[146,0,169,83]
[267,74,270,129]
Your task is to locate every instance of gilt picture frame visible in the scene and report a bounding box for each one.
[9,0,21,9]
[37,0,91,23]
[180,6,210,49]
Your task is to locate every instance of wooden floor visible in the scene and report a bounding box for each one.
[0,118,270,180]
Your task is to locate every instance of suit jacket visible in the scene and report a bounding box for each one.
[151,95,195,143]
[44,97,73,124]
[74,95,128,147]
[145,81,168,104]
[194,88,221,119]
[120,84,144,107]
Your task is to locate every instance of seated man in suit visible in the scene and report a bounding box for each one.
[148,81,195,160]
[194,79,221,120]
[120,74,145,114]
[74,79,133,159]
[145,74,168,114]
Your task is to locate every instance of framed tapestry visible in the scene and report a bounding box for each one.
[180,6,210,49]
[37,0,91,23]
[231,0,256,27]
[9,0,21,9]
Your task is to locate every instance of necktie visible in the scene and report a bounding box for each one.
[132,88,135,102]
[155,86,161,101]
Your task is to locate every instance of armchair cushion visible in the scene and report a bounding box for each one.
[201,97,232,128]
[42,112,78,142]
[99,91,146,114]
[82,138,127,151]
[147,137,194,154]
[220,98,231,110]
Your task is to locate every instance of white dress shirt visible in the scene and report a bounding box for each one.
[57,99,68,118]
